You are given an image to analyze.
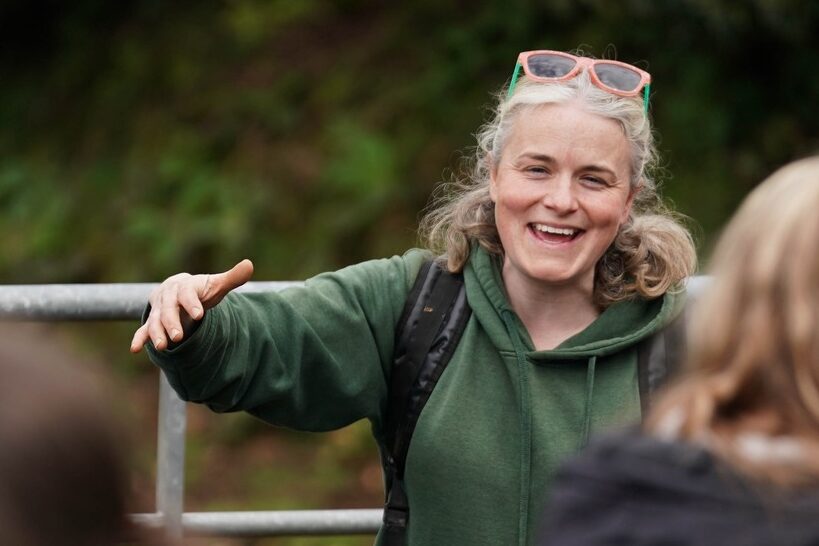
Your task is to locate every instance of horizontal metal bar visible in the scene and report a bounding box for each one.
[685,275,711,297]
[0,276,710,321]
[0,281,301,321]
[131,509,383,537]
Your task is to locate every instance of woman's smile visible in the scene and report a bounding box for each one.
[528,222,584,245]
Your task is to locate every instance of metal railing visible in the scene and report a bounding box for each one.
[0,282,383,539]
[0,276,712,538]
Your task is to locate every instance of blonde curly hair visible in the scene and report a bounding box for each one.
[419,71,696,307]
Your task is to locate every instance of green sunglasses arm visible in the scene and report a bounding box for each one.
[506,62,523,98]
[643,83,651,114]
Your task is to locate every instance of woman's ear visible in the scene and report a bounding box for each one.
[621,181,641,224]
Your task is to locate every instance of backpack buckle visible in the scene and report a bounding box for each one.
[383,506,408,528]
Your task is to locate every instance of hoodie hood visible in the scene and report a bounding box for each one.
[463,244,686,360]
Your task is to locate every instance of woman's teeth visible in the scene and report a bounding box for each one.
[532,223,578,237]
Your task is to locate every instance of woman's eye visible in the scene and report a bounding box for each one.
[526,166,550,175]
[581,175,606,186]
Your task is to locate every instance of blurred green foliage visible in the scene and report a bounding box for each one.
[3,0,816,285]
[2,0,819,544]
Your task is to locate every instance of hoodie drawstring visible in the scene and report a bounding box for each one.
[581,356,597,447]
[501,311,531,546]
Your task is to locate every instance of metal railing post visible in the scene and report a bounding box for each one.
[156,373,187,538]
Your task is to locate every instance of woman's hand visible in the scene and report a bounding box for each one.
[130,259,254,353]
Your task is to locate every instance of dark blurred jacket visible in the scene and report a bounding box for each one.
[539,429,819,546]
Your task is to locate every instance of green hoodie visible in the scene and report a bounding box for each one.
[147,245,685,546]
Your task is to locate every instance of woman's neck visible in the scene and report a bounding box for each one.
[501,263,600,351]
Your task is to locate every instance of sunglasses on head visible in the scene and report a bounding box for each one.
[507,50,652,113]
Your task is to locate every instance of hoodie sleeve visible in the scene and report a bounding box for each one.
[145,251,428,433]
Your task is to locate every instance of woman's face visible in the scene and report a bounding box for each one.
[489,102,635,294]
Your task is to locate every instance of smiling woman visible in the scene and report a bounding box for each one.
[421,67,696,351]
[132,49,697,546]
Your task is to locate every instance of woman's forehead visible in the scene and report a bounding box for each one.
[504,103,631,167]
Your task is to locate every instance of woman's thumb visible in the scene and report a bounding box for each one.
[209,259,254,299]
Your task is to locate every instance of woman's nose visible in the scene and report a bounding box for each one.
[541,178,579,213]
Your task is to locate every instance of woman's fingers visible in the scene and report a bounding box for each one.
[177,282,205,321]
[130,284,168,353]
[147,311,169,351]
[130,324,150,353]
[128,280,180,353]
[159,285,184,343]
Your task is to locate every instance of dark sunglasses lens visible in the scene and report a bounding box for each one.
[527,54,576,78]
[593,64,642,92]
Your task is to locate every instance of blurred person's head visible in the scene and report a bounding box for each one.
[0,343,136,545]
[420,49,696,307]
[647,155,819,486]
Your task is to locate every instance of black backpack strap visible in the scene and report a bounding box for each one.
[382,260,472,546]
[637,304,689,417]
